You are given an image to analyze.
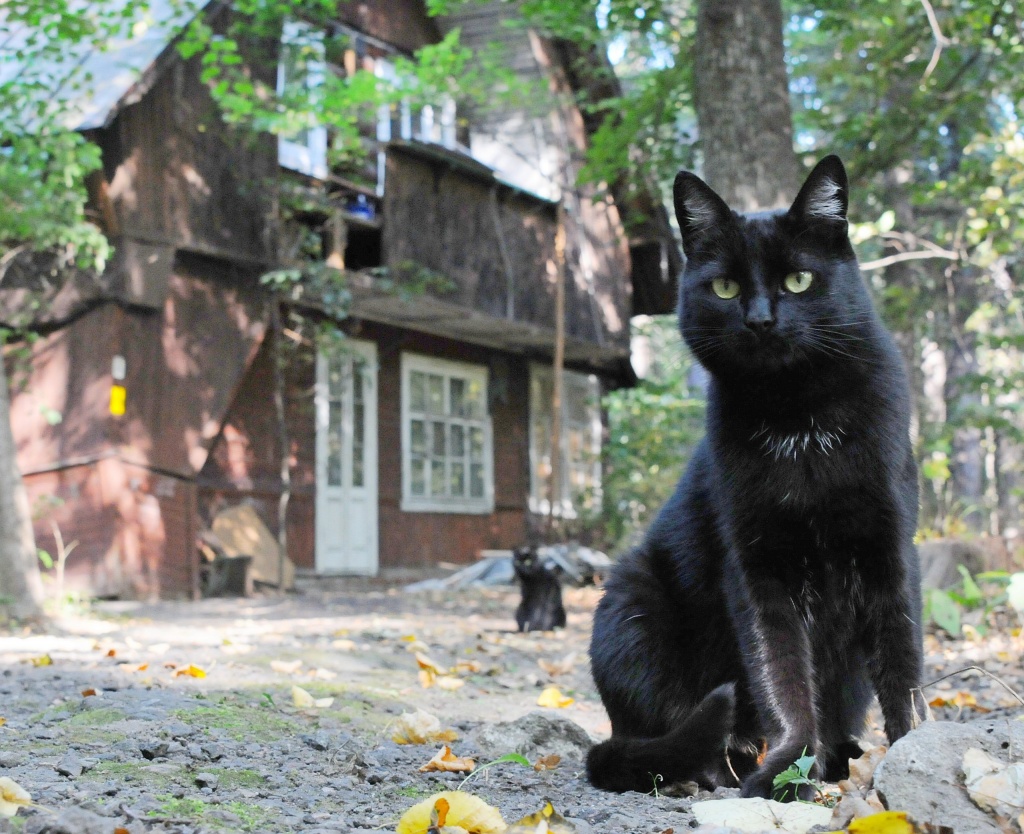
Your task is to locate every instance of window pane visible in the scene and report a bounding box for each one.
[352,403,364,487]
[410,420,426,454]
[450,378,466,417]
[327,401,342,486]
[466,379,483,418]
[328,356,344,398]
[470,463,484,498]
[431,460,446,496]
[450,462,465,496]
[411,457,426,495]
[428,374,444,414]
[450,424,465,457]
[469,427,484,461]
[410,371,426,412]
[432,421,446,456]
[353,362,364,404]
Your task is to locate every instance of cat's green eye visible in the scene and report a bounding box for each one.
[712,278,740,299]
[784,271,814,293]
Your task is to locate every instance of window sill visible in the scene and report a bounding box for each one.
[400,498,495,515]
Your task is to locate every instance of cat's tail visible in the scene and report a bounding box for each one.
[586,683,739,793]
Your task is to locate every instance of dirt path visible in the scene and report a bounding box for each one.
[0,585,1022,833]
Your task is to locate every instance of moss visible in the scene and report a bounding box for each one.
[172,702,296,742]
[396,784,433,799]
[150,795,277,833]
[205,767,265,790]
[66,707,127,726]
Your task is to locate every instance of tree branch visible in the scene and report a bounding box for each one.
[860,249,959,271]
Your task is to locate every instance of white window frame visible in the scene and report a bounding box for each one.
[277,20,328,179]
[529,364,603,519]
[401,353,494,514]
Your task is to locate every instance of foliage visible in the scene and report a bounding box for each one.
[771,749,820,802]
[600,315,704,549]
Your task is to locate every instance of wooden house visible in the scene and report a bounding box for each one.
[3,0,673,597]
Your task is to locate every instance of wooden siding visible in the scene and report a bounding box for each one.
[116,252,268,477]
[381,147,631,353]
[99,49,277,273]
[335,0,441,53]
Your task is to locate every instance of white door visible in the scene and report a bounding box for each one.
[315,340,378,575]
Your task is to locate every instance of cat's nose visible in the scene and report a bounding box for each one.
[744,298,775,334]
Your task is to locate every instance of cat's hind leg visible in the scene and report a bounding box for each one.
[816,646,873,781]
[586,684,737,793]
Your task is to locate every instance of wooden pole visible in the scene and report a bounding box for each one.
[548,205,567,536]
[271,302,291,591]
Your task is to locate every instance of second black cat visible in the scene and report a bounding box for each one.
[514,545,566,632]
[587,156,924,799]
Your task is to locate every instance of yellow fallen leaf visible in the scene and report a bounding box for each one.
[0,777,32,818]
[401,634,418,642]
[506,801,576,833]
[928,691,990,712]
[396,791,504,834]
[453,661,482,675]
[436,676,465,691]
[847,811,919,834]
[271,659,303,675]
[391,709,459,745]
[0,718,6,727]
[534,754,561,771]
[173,664,207,679]
[418,745,476,773]
[537,686,574,709]
[122,663,149,673]
[29,654,52,667]
[291,685,331,708]
[419,668,437,689]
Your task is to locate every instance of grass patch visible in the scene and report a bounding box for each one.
[66,707,128,726]
[150,796,276,832]
[206,767,264,790]
[173,702,296,742]
[397,785,433,799]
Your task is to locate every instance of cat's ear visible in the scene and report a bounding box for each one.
[673,171,732,255]
[788,155,849,230]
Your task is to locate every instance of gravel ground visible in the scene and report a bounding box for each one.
[0,584,1022,833]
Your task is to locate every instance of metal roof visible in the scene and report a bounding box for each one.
[0,0,206,131]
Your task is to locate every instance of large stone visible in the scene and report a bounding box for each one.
[918,539,987,590]
[25,806,114,834]
[874,719,1024,833]
[473,711,593,762]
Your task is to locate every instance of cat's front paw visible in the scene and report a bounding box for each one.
[741,746,819,802]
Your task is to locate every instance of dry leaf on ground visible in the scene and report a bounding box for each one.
[537,686,574,708]
[396,791,504,834]
[846,746,887,789]
[81,688,98,697]
[418,745,476,773]
[506,801,576,833]
[436,675,465,691]
[928,691,990,713]
[271,659,303,675]
[332,638,357,651]
[172,664,207,679]
[0,778,32,818]
[534,755,561,771]
[28,655,52,667]
[391,709,459,745]
[291,686,333,709]
[0,718,6,727]
[963,747,1024,817]
[417,653,447,688]
[538,653,577,677]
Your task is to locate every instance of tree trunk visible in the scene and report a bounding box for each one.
[0,355,44,620]
[693,0,801,210]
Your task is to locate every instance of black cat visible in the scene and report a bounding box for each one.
[587,156,924,799]
[514,546,567,632]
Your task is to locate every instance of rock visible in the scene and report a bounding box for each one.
[302,731,332,751]
[195,772,219,790]
[0,752,24,768]
[874,719,1024,833]
[55,752,84,778]
[138,741,169,760]
[918,539,987,590]
[24,806,115,834]
[473,711,593,761]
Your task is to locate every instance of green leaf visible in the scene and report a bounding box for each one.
[926,588,962,636]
